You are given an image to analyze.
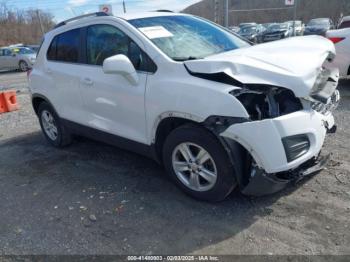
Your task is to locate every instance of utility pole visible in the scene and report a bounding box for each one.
[214,0,218,24]
[224,0,229,28]
[293,0,297,36]
[36,9,44,35]
[123,0,126,13]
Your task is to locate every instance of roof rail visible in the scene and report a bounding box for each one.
[54,12,110,29]
[155,10,174,13]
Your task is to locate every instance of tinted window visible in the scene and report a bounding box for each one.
[53,29,80,63]
[339,21,350,29]
[3,49,12,56]
[47,37,57,60]
[86,24,156,72]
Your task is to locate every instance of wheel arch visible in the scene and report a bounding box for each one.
[152,113,201,162]
[32,94,57,116]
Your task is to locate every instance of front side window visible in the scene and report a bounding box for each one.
[3,49,12,56]
[17,48,35,55]
[86,24,156,72]
[129,15,249,61]
[47,28,80,63]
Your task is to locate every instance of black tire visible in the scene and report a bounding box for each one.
[163,124,237,202]
[19,60,29,72]
[38,102,72,148]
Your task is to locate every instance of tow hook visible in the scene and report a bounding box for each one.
[327,125,337,134]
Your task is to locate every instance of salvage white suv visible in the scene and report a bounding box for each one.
[29,12,340,201]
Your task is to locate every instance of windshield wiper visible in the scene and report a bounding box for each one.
[172,56,203,61]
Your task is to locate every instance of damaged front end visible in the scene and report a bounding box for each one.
[224,79,339,196]
[198,65,340,197]
[241,154,330,196]
[187,36,341,196]
[230,85,303,121]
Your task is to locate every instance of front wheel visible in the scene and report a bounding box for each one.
[19,61,29,72]
[163,125,237,202]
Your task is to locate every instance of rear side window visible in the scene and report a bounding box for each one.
[86,24,157,73]
[47,28,80,63]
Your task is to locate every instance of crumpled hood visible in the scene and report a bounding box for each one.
[185,36,335,98]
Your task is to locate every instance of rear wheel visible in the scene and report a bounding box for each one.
[38,102,72,147]
[163,125,237,202]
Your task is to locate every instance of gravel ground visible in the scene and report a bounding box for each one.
[0,71,349,255]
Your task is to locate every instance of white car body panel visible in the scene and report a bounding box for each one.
[221,110,334,173]
[145,60,249,143]
[185,36,335,98]
[29,12,340,182]
[326,28,350,76]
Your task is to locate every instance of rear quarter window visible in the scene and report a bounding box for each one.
[47,28,81,63]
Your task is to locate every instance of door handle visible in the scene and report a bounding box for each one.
[81,77,94,86]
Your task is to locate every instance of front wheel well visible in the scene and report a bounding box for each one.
[154,117,198,162]
[32,97,46,115]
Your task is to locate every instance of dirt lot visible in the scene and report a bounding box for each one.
[0,71,349,256]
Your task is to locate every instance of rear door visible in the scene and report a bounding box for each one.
[0,49,17,70]
[44,28,85,123]
[77,23,157,144]
[0,49,5,69]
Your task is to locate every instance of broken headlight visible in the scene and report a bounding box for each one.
[231,86,303,121]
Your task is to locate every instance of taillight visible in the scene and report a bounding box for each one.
[328,37,345,44]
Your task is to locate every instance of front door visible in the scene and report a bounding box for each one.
[79,24,156,144]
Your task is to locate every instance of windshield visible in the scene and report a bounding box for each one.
[129,15,249,61]
[239,26,256,34]
[307,19,330,26]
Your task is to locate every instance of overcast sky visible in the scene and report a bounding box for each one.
[8,0,201,22]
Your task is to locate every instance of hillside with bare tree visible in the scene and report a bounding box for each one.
[0,2,55,46]
[183,0,350,26]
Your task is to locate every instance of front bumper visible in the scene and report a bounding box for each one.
[221,85,339,196]
[221,109,336,174]
[241,153,330,196]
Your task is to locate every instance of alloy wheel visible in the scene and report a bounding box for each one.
[172,142,217,192]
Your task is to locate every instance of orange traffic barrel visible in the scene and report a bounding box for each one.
[0,92,7,113]
[2,90,19,113]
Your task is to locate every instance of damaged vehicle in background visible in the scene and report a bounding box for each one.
[261,23,293,42]
[304,18,335,36]
[237,24,264,43]
[29,12,340,202]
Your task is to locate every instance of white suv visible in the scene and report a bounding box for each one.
[29,12,340,201]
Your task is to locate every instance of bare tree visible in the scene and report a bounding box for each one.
[183,0,350,26]
[0,2,55,46]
